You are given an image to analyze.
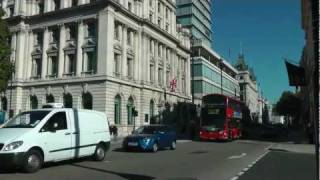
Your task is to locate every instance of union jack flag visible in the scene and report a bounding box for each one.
[170,78,177,92]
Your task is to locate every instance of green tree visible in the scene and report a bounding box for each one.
[275,91,301,126]
[0,9,13,92]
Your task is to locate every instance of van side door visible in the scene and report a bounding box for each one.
[39,111,72,161]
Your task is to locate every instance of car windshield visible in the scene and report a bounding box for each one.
[3,111,50,128]
[133,126,158,134]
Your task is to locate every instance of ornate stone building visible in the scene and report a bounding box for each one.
[234,54,260,122]
[0,0,191,135]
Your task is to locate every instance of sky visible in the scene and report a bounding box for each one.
[212,0,305,103]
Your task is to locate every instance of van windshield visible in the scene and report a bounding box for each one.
[3,111,50,128]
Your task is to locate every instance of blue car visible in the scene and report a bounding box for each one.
[122,125,177,152]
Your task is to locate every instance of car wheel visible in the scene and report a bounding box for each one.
[170,141,176,150]
[93,144,106,161]
[22,149,43,173]
[152,143,158,153]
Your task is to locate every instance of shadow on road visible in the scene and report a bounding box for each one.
[71,164,156,180]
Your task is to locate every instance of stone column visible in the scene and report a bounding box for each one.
[163,46,167,87]
[121,25,127,78]
[19,0,26,15]
[58,24,66,78]
[26,31,34,79]
[134,31,140,80]
[15,30,27,80]
[154,41,158,85]
[41,27,49,79]
[14,0,19,16]
[76,21,84,76]
[143,34,150,83]
[97,7,115,76]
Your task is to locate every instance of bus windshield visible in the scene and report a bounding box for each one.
[202,106,226,129]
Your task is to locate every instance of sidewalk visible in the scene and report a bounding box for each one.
[270,143,315,154]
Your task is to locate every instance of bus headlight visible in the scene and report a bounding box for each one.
[3,141,23,151]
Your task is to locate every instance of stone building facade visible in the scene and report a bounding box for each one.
[0,0,192,136]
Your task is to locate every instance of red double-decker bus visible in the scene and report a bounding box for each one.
[199,94,243,141]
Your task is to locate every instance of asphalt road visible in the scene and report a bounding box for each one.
[0,140,312,180]
[237,150,316,180]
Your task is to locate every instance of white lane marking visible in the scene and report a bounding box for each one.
[227,153,247,160]
[229,144,273,180]
[104,160,111,163]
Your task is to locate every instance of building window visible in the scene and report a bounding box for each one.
[82,92,93,109]
[38,1,44,14]
[149,100,154,122]
[114,23,120,40]
[158,67,163,85]
[114,53,121,76]
[30,96,38,109]
[53,0,60,10]
[46,94,55,103]
[166,70,170,87]
[66,25,77,41]
[65,54,76,75]
[149,13,153,22]
[127,30,132,46]
[8,5,14,17]
[149,40,153,54]
[149,0,153,7]
[31,58,42,78]
[158,18,161,26]
[114,95,121,125]
[127,97,134,125]
[86,22,96,38]
[150,64,154,83]
[49,56,58,77]
[127,58,133,79]
[49,28,59,44]
[128,2,133,12]
[72,0,78,6]
[63,93,73,108]
[83,51,97,74]
[166,8,169,19]
[158,45,162,57]
[158,2,161,13]
[34,32,43,46]
[165,24,169,31]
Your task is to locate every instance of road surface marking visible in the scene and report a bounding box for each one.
[229,144,273,180]
[227,153,247,159]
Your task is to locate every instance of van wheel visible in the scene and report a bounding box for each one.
[22,149,43,173]
[170,141,176,150]
[93,144,106,161]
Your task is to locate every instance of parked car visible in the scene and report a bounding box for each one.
[122,125,177,152]
[0,108,110,173]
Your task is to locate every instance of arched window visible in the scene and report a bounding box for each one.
[63,93,73,108]
[30,95,38,109]
[1,97,8,111]
[127,97,134,125]
[149,100,155,122]
[82,92,93,109]
[114,95,121,125]
[46,94,55,103]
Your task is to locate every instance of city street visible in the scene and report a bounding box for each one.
[0,140,293,180]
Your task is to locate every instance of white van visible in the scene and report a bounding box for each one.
[0,108,110,173]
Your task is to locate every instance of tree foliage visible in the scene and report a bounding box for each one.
[275,91,301,117]
[0,9,12,92]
